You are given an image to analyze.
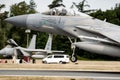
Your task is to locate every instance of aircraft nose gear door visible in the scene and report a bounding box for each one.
[68,37,78,62]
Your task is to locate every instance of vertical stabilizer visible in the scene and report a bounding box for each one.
[7,39,18,47]
[28,35,36,49]
[45,34,53,53]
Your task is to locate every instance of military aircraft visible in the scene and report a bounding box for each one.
[5,10,120,62]
[0,34,64,61]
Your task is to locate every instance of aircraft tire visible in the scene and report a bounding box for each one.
[70,55,77,62]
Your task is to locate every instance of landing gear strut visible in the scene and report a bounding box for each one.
[68,37,78,62]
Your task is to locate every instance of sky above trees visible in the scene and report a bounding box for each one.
[0,0,120,13]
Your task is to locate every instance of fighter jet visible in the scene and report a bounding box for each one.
[0,34,64,60]
[5,10,120,62]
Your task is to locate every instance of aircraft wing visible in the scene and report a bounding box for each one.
[99,29,120,43]
[23,49,47,52]
[76,26,120,43]
[16,47,47,53]
[16,47,65,54]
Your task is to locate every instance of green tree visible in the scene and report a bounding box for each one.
[0,4,10,48]
[91,3,120,26]
[90,9,105,20]
[48,0,65,9]
[71,0,94,13]
[10,1,37,16]
[0,4,5,11]
[28,0,37,13]
[114,3,120,25]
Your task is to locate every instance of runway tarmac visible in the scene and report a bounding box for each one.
[0,70,120,80]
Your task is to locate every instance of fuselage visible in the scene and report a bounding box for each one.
[24,14,120,42]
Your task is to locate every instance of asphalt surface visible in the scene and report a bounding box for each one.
[0,70,120,80]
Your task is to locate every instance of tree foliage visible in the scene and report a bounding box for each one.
[29,0,37,13]
[10,1,36,16]
[0,4,5,11]
[71,0,94,13]
[48,0,65,9]
[90,4,120,25]
[0,4,11,48]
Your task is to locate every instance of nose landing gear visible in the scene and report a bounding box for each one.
[68,37,77,62]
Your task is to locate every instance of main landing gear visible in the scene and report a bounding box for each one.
[68,37,78,62]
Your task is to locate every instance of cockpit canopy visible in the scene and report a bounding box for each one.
[42,7,90,17]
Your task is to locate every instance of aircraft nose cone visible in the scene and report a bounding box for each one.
[5,15,28,27]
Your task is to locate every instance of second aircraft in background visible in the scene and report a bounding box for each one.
[0,34,64,63]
